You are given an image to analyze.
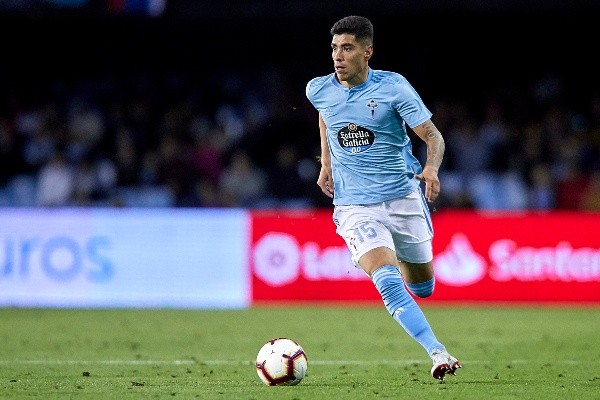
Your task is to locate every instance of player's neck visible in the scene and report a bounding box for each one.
[337,67,369,88]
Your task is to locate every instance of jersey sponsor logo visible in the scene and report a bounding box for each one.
[337,123,374,154]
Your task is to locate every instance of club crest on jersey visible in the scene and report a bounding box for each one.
[337,123,375,154]
[367,99,378,119]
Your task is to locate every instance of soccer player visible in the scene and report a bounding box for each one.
[305,15,461,381]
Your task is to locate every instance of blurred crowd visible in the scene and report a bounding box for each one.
[1,67,599,211]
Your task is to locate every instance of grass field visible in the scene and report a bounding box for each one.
[1,305,599,399]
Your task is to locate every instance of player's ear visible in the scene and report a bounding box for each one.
[364,45,373,60]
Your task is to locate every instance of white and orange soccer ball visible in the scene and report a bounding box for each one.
[255,337,308,386]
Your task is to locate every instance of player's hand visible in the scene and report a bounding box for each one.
[317,166,334,198]
[415,165,440,202]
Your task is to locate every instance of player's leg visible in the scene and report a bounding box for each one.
[393,263,462,380]
[386,191,462,380]
[333,204,457,379]
[388,189,436,297]
[398,260,435,298]
[361,249,444,356]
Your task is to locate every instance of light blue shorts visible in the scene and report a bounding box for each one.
[332,189,433,267]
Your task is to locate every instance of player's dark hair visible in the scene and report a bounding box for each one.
[330,15,373,44]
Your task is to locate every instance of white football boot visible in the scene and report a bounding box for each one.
[430,349,462,381]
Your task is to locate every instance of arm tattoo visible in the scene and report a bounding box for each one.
[421,121,445,170]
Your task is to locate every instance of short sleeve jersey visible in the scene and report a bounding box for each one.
[306,68,432,206]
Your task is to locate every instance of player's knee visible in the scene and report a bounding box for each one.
[405,278,435,298]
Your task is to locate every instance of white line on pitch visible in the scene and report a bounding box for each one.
[0,359,590,366]
[0,360,196,365]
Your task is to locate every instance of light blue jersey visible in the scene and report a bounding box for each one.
[306,68,432,206]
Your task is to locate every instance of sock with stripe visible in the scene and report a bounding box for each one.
[371,265,444,356]
[405,278,435,298]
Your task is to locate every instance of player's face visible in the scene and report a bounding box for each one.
[331,33,372,88]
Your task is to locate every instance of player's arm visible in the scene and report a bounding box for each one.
[412,119,445,202]
[317,113,334,198]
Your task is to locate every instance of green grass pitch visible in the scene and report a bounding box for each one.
[0,305,598,399]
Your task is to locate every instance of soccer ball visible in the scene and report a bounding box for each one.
[255,337,308,386]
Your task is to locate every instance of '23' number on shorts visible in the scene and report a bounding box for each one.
[355,222,377,243]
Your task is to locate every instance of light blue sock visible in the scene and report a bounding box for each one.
[406,278,435,298]
[371,265,444,356]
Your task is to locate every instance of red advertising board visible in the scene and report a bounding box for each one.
[251,209,378,302]
[431,211,600,303]
[250,210,600,304]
